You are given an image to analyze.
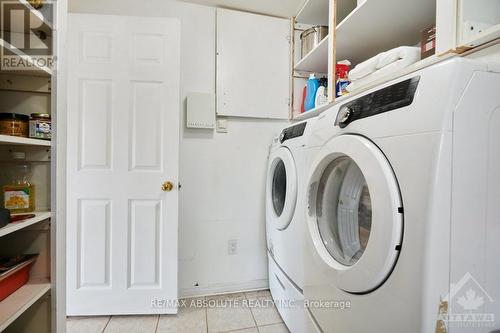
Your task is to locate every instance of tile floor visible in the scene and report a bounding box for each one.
[67,290,289,333]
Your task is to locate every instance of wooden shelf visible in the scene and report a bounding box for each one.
[296,0,329,25]
[460,23,500,48]
[0,0,53,36]
[0,38,52,76]
[293,55,450,121]
[294,35,329,73]
[293,102,333,121]
[0,211,51,238]
[336,0,435,64]
[0,280,50,331]
[0,135,51,147]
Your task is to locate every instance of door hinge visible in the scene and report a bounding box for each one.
[435,299,448,333]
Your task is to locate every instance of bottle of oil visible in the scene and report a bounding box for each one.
[3,162,35,213]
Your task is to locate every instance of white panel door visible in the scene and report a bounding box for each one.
[67,14,180,315]
[216,8,291,119]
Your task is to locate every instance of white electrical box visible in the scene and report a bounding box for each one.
[187,92,216,129]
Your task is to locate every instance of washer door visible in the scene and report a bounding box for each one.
[307,135,403,293]
[267,147,298,230]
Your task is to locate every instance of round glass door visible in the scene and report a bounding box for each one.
[307,134,403,293]
[272,160,287,217]
[316,157,372,266]
[266,147,297,230]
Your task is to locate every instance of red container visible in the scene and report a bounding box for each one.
[0,255,37,301]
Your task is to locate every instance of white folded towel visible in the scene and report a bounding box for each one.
[348,54,381,81]
[376,46,420,70]
[346,55,421,93]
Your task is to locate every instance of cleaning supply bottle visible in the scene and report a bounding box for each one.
[315,78,328,107]
[300,85,307,113]
[336,60,351,97]
[305,73,320,111]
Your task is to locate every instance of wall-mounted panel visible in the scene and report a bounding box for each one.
[130,81,163,171]
[78,200,111,288]
[79,79,112,170]
[128,200,161,288]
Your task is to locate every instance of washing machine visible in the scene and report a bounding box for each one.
[304,57,500,333]
[266,116,322,332]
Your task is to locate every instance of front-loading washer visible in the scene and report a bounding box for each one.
[266,116,322,332]
[304,57,500,333]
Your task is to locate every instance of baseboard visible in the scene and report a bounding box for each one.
[180,279,269,299]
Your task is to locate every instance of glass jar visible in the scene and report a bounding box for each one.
[3,163,35,213]
[29,113,51,140]
[0,113,29,137]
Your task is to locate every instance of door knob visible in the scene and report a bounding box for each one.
[162,181,174,192]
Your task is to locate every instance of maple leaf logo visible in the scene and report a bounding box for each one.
[457,289,485,310]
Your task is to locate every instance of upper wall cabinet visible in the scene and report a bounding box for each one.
[216,8,291,120]
[457,0,500,48]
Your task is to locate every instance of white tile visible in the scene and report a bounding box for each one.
[249,298,282,326]
[103,315,158,333]
[157,298,207,333]
[206,293,256,332]
[245,291,282,327]
[67,316,110,333]
[226,328,259,333]
[206,292,247,302]
[257,323,290,333]
[244,290,271,300]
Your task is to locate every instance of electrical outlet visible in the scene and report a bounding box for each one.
[216,117,228,133]
[228,239,238,255]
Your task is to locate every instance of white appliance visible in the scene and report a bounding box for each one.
[304,57,500,333]
[266,117,320,332]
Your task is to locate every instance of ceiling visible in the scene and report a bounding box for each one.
[176,0,305,18]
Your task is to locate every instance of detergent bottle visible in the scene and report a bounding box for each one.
[304,73,320,111]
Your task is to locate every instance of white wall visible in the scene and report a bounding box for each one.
[68,0,289,297]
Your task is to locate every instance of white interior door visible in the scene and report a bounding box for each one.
[66,14,180,315]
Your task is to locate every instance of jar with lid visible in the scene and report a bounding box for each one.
[0,113,29,137]
[3,163,35,213]
[29,113,51,140]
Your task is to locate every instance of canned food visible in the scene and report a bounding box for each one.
[29,113,51,140]
[0,113,29,137]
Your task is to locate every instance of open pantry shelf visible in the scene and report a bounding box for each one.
[294,35,329,73]
[0,135,51,147]
[0,212,51,238]
[0,38,52,76]
[295,0,329,25]
[336,0,435,64]
[0,280,50,331]
[0,0,52,36]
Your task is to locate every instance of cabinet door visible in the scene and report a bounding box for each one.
[217,8,290,119]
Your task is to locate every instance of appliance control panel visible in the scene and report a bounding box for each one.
[280,122,307,143]
[336,76,420,128]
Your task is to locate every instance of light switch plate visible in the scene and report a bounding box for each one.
[187,92,215,129]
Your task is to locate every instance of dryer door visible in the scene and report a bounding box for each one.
[307,134,403,293]
[267,147,298,230]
